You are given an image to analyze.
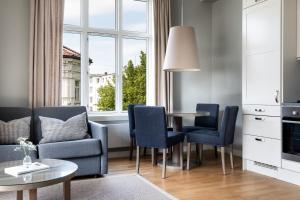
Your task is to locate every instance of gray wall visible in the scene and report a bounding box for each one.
[0,0,30,107]
[172,0,213,115]
[172,0,243,148]
[211,0,243,149]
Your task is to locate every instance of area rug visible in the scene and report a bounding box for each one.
[0,174,177,200]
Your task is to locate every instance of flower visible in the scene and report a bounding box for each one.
[14,137,37,156]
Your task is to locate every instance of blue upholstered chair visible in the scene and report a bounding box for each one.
[128,104,147,160]
[183,103,219,158]
[134,106,185,179]
[186,106,239,174]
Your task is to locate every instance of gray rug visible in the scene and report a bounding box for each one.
[0,174,177,200]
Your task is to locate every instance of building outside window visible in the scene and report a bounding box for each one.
[62,0,153,113]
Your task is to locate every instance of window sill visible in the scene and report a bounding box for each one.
[88,112,128,122]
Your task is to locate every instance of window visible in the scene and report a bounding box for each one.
[62,0,152,113]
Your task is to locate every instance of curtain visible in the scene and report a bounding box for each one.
[154,0,173,112]
[28,0,64,108]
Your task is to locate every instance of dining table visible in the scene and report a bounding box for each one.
[162,111,210,169]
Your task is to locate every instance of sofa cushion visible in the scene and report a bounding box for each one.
[0,117,31,144]
[33,106,88,144]
[0,145,37,162]
[38,138,102,159]
[39,112,89,144]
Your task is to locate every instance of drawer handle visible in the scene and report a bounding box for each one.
[254,117,265,121]
[255,138,263,142]
[254,108,265,112]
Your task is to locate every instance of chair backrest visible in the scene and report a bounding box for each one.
[33,106,88,144]
[128,104,144,137]
[134,106,167,148]
[219,106,239,145]
[195,104,219,130]
[0,107,34,142]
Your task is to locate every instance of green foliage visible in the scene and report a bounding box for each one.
[97,51,146,111]
[96,76,115,111]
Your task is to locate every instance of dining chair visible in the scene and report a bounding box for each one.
[183,103,219,158]
[128,104,147,160]
[134,106,185,179]
[186,106,239,175]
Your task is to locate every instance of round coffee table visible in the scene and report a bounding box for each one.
[0,159,78,200]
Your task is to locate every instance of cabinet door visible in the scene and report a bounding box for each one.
[243,0,281,105]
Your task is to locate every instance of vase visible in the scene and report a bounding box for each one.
[23,155,32,167]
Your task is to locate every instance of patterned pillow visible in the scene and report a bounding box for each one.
[0,117,31,144]
[39,112,89,144]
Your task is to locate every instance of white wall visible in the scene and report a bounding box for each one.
[172,0,243,149]
[211,0,243,149]
[0,0,29,107]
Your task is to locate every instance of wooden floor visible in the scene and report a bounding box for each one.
[108,150,300,200]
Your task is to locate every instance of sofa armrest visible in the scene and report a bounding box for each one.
[89,121,108,174]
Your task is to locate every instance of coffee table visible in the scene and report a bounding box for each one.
[0,159,78,200]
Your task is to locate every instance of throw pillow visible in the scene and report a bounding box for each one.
[0,117,31,144]
[39,112,89,144]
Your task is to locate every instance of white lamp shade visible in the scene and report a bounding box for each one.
[163,26,200,72]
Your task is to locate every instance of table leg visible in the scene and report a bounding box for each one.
[64,180,71,200]
[16,190,23,200]
[172,116,183,164]
[29,189,37,200]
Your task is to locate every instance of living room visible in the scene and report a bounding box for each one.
[1,0,300,199]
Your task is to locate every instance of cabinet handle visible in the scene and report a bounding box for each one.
[254,108,265,112]
[275,90,279,103]
[255,138,263,142]
[254,117,265,121]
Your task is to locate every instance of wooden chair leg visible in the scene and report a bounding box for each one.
[180,143,183,170]
[196,144,199,157]
[221,147,226,175]
[162,149,167,179]
[214,146,218,158]
[199,144,203,165]
[136,146,140,174]
[230,144,234,169]
[129,138,134,160]
[187,143,191,170]
[143,147,147,156]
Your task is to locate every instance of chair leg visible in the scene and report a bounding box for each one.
[221,147,226,175]
[143,147,147,157]
[136,146,140,174]
[230,144,234,169]
[199,144,203,165]
[214,146,218,158]
[196,144,199,157]
[151,148,157,166]
[162,149,167,179]
[129,138,134,160]
[180,143,183,170]
[187,143,191,170]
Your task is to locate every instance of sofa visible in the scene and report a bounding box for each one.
[0,107,108,177]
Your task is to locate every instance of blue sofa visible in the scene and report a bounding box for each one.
[0,107,108,177]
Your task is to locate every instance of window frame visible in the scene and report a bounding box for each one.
[63,0,153,114]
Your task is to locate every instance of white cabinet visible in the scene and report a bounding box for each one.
[243,0,281,105]
[243,135,281,167]
[243,0,267,9]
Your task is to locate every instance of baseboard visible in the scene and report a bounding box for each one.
[108,146,243,159]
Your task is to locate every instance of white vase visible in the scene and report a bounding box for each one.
[23,155,32,167]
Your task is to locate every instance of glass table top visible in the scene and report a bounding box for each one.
[0,159,78,186]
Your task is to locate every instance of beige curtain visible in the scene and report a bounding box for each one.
[28,0,64,108]
[154,0,173,112]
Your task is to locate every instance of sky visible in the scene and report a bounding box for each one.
[63,0,148,74]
